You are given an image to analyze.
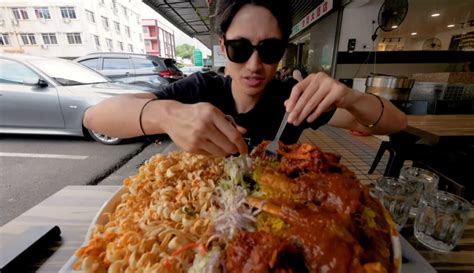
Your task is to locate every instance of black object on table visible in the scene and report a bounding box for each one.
[0,225,61,273]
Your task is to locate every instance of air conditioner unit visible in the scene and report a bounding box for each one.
[0,19,4,26]
[40,44,49,49]
[11,19,19,26]
[39,17,46,23]
[63,18,71,24]
[108,47,113,52]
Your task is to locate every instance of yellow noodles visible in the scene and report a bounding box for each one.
[74,152,224,273]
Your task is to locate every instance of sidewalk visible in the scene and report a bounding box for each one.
[100,127,390,186]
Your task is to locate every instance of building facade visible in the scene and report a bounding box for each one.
[142,19,176,59]
[0,0,145,58]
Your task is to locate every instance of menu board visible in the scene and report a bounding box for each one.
[449,31,474,50]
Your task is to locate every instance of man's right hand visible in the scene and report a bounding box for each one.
[161,102,248,156]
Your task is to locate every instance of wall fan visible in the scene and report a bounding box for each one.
[372,0,409,41]
[422,38,442,50]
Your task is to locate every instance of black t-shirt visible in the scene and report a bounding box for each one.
[153,73,335,147]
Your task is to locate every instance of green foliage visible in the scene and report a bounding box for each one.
[176,44,194,59]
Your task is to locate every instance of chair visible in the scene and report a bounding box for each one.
[368,132,432,177]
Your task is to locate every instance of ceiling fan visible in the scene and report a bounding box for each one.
[372,0,409,41]
[422,38,442,50]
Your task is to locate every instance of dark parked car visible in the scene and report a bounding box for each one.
[0,53,153,145]
[74,53,184,88]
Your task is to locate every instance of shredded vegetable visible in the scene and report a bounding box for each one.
[188,248,222,273]
[211,156,257,240]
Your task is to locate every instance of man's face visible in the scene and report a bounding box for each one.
[220,4,282,97]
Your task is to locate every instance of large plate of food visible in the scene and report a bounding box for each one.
[61,142,401,273]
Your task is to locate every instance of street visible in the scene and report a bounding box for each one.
[0,134,150,226]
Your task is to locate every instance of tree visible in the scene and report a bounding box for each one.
[176,44,194,59]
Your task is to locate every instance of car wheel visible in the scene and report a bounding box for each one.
[88,129,122,145]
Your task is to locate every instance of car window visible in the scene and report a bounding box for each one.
[30,58,108,86]
[132,57,165,72]
[79,58,99,70]
[0,59,39,84]
[102,58,131,70]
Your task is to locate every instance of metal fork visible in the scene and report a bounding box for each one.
[264,111,289,159]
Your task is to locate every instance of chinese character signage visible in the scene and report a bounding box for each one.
[290,0,333,37]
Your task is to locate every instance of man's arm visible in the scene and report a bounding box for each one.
[83,92,161,138]
[327,92,407,135]
[285,72,407,135]
[83,92,248,155]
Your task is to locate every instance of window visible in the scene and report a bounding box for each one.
[67,33,82,44]
[42,33,57,45]
[103,58,131,70]
[145,40,151,47]
[128,44,133,52]
[79,58,99,70]
[118,41,124,51]
[12,7,29,20]
[114,21,120,34]
[143,26,148,34]
[86,10,95,23]
[60,7,76,19]
[20,33,36,45]
[122,6,127,17]
[0,59,38,85]
[132,57,165,72]
[35,7,51,19]
[99,0,105,5]
[0,34,10,45]
[106,38,113,51]
[125,26,130,37]
[93,35,100,47]
[102,16,109,30]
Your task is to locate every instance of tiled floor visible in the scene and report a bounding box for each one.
[299,126,390,186]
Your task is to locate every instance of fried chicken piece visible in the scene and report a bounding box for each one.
[258,170,362,216]
[244,198,365,273]
[225,231,303,273]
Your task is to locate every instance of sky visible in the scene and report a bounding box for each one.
[139,2,212,57]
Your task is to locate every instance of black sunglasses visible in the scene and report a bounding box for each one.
[224,37,286,64]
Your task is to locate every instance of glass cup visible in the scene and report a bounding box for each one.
[414,190,471,252]
[399,166,439,204]
[374,177,418,231]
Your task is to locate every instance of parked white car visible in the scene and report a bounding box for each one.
[180,66,211,77]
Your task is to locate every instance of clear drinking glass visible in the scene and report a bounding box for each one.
[374,177,418,231]
[399,166,439,204]
[414,190,471,252]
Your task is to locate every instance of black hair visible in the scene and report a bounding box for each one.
[215,0,293,43]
